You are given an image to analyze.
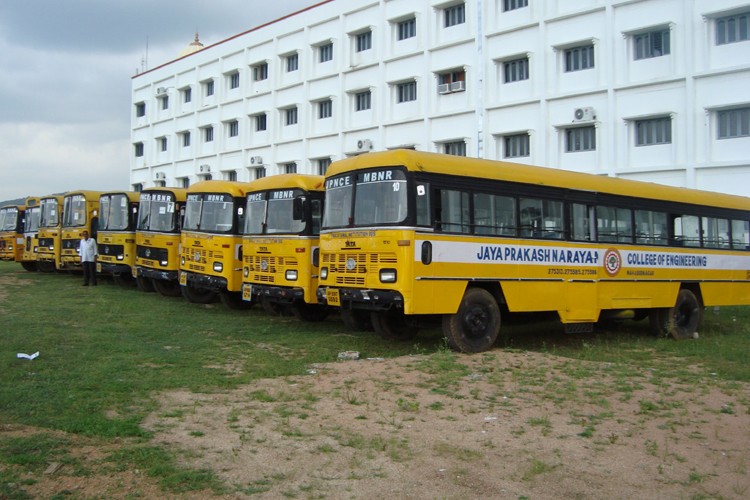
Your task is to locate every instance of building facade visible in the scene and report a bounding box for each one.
[131,0,750,196]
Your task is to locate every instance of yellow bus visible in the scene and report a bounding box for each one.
[241,174,327,321]
[19,197,41,271]
[317,150,750,352]
[134,187,187,296]
[60,190,103,271]
[36,195,64,273]
[97,191,140,286]
[0,204,25,263]
[179,180,253,309]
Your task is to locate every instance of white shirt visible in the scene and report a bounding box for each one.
[79,237,98,262]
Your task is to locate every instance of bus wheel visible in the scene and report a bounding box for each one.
[181,284,216,304]
[442,288,501,353]
[648,309,670,337]
[667,289,703,340]
[340,308,373,331]
[152,279,183,297]
[291,303,329,322]
[113,273,136,288]
[371,309,418,341]
[136,276,155,293]
[20,262,37,272]
[262,297,287,316]
[220,291,253,310]
[37,261,55,273]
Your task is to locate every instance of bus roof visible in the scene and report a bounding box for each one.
[100,191,140,203]
[186,180,254,198]
[39,194,64,203]
[247,174,324,193]
[327,150,750,212]
[63,190,105,199]
[24,197,40,207]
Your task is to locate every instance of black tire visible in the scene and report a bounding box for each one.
[181,284,217,304]
[291,302,329,322]
[371,309,418,341]
[340,308,373,331]
[261,297,288,315]
[442,287,501,353]
[648,308,670,337]
[136,275,155,293]
[113,273,136,288]
[37,261,56,273]
[152,279,183,297]
[667,289,703,340]
[220,291,253,310]
[20,262,37,272]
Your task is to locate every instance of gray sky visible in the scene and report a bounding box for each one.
[0,0,315,203]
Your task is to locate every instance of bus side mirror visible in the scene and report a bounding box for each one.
[293,196,307,221]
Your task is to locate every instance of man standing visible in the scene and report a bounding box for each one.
[79,230,98,286]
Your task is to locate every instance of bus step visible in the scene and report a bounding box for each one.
[564,322,593,334]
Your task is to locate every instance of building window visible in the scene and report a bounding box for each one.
[317,158,332,175]
[635,117,672,146]
[255,113,267,131]
[397,17,416,40]
[564,44,595,72]
[182,87,192,103]
[565,126,596,152]
[181,177,190,188]
[718,107,750,139]
[134,142,144,157]
[204,127,214,142]
[227,171,238,182]
[503,0,528,11]
[159,137,168,152]
[228,120,239,138]
[397,81,417,103]
[135,102,145,117]
[284,162,298,174]
[160,96,169,110]
[181,131,191,147]
[355,90,371,111]
[286,53,299,72]
[503,57,529,83]
[634,29,670,60]
[285,107,298,125]
[205,80,214,96]
[255,167,266,179]
[438,70,466,93]
[443,141,466,156]
[504,133,530,158]
[318,99,333,119]
[229,72,240,89]
[253,62,268,81]
[319,42,333,63]
[356,31,372,52]
[444,3,466,28]
[716,11,750,45]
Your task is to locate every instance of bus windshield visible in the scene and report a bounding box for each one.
[63,195,88,228]
[25,207,41,232]
[323,168,408,229]
[243,194,266,235]
[184,193,236,233]
[138,192,178,232]
[40,199,60,228]
[0,208,18,231]
[99,194,131,231]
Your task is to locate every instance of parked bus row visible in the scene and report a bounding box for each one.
[3,150,749,352]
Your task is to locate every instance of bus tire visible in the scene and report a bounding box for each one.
[220,291,253,310]
[152,279,183,297]
[262,297,288,316]
[667,289,703,340]
[37,261,56,273]
[181,284,216,304]
[648,309,670,337]
[20,262,37,272]
[340,308,373,331]
[136,276,155,293]
[113,273,136,288]
[442,287,501,353]
[371,309,418,341]
[292,303,329,322]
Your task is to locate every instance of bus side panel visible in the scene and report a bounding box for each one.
[597,281,680,310]
[700,282,750,307]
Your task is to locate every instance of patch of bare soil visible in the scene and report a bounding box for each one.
[134,351,750,499]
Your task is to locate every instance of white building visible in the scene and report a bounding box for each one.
[130,0,750,197]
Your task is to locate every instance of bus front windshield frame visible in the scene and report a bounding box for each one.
[244,189,307,235]
[184,193,236,233]
[0,208,18,231]
[25,207,41,233]
[62,195,87,228]
[99,194,131,231]
[138,192,178,233]
[322,167,408,229]
[40,199,60,228]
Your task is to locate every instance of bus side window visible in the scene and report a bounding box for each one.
[416,183,431,227]
[311,199,322,235]
[570,203,593,241]
[673,215,700,247]
[438,189,470,233]
[731,220,749,250]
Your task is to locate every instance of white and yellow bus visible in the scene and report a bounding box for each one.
[0,204,25,263]
[179,180,253,309]
[36,195,64,272]
[134,187,187,296]
[19,196,41,271]
[97,191,140,286]
[317,150,750,352]
[60,190,102,271]
[241,174,327,321]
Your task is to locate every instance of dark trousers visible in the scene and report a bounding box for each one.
[82,261,97,285]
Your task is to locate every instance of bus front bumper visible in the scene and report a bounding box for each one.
[245,284,304,303]
[180,271,227,291]
[137,267,179,282]
[97,263,131,276]
[316,286,403,311]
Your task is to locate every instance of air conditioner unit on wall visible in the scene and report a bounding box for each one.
[154,172,166,180]
[573,107,596,122]
[199,164,211,173]
[357,139,372,152]
[450,81,465,92]
[156,87,167,95]
[437,83,451,94]
[250,156,263,165]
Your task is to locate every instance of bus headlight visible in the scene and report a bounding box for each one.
[285,270,298,281]
[181,256,185,265]
[243,267,249,278]
[117,254,124,261]
[213,262,223,272]
[321,267,328,280]
[160,260,168,267]
[379,269,397,283]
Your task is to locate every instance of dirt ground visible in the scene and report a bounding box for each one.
[7,349,749,499]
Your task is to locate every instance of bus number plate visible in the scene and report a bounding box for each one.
[179,272,187,286]
[96,263,102,273]
[326,288,341,306]
[242,284,253,301]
